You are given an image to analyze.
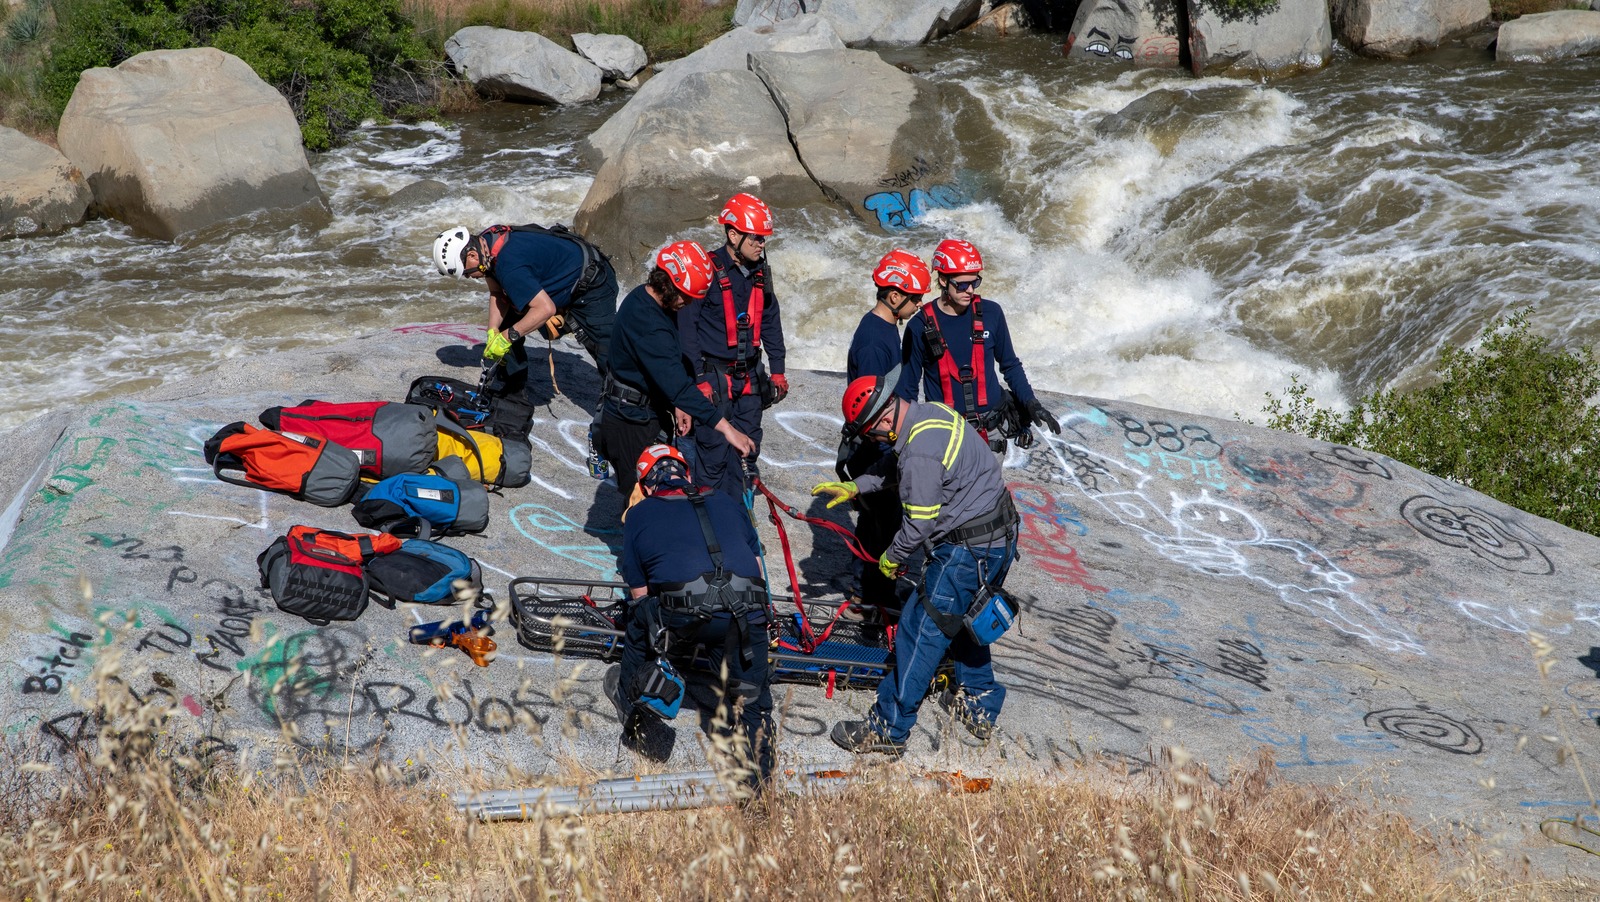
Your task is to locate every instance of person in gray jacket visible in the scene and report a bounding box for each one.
[811,367,1019,756]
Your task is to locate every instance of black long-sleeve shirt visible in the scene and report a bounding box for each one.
[606,284,719,426]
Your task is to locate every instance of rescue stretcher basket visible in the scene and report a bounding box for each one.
[507,575,895,690]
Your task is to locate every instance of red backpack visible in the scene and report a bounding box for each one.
[259,401,438,481]
[204,422,361,507]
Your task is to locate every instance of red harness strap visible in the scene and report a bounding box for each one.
[751,477,871,654]
[921,298,988,419]
[716,258,765,358]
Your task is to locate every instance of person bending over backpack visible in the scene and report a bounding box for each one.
[433,223,618,397]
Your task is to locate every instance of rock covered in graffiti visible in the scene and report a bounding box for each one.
[1065,0,1334,75]
[1065,0,1184,67]
[1,324,1599,874]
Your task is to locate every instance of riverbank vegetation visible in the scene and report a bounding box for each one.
[0,0,732,148]
[1260,312,1600,538]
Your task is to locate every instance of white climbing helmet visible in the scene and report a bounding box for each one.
[433,226,473,277]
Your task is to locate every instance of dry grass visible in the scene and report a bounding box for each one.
[0,700,1587,899]
[2,617,1594,900]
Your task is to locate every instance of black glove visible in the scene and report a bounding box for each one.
[1027,399,1060,434]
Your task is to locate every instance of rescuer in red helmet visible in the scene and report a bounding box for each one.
[811,370,1020,757]
[677,193,789,498]
[896,238,1060,453]
[605,443,773,795]
[596,240,755,499]
[836,248,933,630]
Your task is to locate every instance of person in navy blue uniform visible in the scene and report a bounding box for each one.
[678,193,789,498]
[840,249,932,624]
[433,223,618,396]
[596,241,754,499]
[896,239,1060,452]
[608,444,774,794]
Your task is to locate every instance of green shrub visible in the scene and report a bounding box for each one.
[42,0,434,150]
[1258,311,1600,536]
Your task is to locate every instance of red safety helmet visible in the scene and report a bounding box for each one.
[635,443,690,489]
[841,365,901,439]
[718,193,774,237]
[872,248,932,294]
[931,238,983,275]
[655,240,714,299]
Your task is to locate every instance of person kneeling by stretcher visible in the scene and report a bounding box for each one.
[607,445,774,795]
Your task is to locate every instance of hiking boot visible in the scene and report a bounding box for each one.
[938,690,996,742]
[603,665,631,723]
[830,720,905,758]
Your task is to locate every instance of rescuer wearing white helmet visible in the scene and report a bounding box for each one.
[432,222,618,397]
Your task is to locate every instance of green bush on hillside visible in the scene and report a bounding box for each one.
[42,0,432,150]
[1260,311,1600,536]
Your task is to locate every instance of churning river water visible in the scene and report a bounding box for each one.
[3,34,1597,433]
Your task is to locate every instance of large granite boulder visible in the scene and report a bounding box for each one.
[967,3,1031,35]
[57,48,325,242]
[584,16,844,165]
[1496,10,1600,62]
[1331,0,1489,58]
[1065,0,1183,67]
[573,69,827,263]
[444,26,603,104]
[571,32,648,80]
[0,126,92,238]
[748,48,1000,230]
[1188,0,1333,75]
[733,0,984,43]
[816,0,985,44]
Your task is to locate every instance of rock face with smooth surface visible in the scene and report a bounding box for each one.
[445,26,603,104]
[747,48,981,229]
[1188,0,1332,75]
[734,0,983,42]
[814,0,985,43]
[583,16,844,165]
[1496,10,1600,62]
[1331,0,1489,58]
[574,69,826,262]
[0,126,92,238]
[56,48,325,242]
[0,325,1595,877]
[571,32,648,80]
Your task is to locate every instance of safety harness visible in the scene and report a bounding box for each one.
[703,255,770,401]
[649,486,769,667]
[477,223,610,296]
[920,298,989,425]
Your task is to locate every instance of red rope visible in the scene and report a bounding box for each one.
[751,477,865,653]
[753,480,877,564]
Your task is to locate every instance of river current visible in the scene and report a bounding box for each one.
[3,34,1597,433]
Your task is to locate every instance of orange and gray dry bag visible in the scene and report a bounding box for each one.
[259,400,437,481]
[204,421,361,507]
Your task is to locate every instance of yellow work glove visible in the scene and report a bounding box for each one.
[811,480,859,509]
[483,328,512,363]
[878,552,904,581]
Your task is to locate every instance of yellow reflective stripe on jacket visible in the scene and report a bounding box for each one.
[904,502,942,520]
[906,404,965,469]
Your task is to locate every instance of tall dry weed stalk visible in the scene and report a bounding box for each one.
[0,608,1590,899]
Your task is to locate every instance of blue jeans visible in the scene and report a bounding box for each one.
[871,541,1015,743]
